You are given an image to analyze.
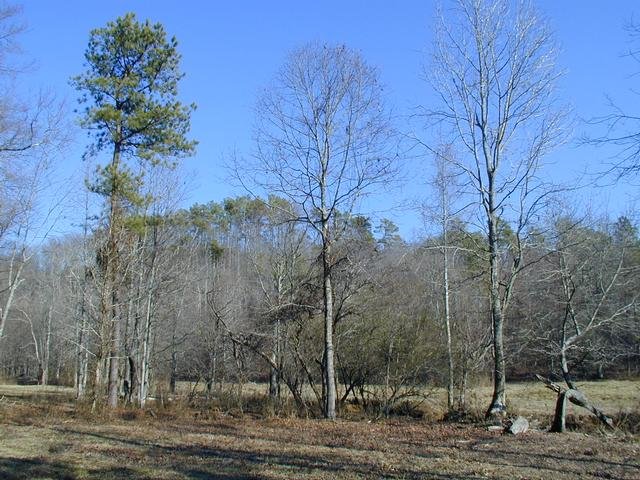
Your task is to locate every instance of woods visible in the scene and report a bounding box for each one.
[0,0,638,429]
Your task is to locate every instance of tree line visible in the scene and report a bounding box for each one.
[0,0,638,421]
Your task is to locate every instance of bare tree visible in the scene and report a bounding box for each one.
[0,4,69,349]
[423,145,466,411]
[532,215,638,431]
[243,43,397,419]
[585,20,640,177]
[428,0,565,417]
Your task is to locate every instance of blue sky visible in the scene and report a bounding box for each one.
[17,1,640,239]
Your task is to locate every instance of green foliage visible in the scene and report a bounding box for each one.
[73,12,196,162]
[443,219,487,278]
[333,212,375,246]
[613,216,640,266]
[495,217,516,250]
[376,219,403,248]
[209,239,224,263]
[187,201,224,236]
[222,196,270,228]
[85,163,150,207]
[72,12,196,202]
[123,213,163,235]
[186,196,298,240]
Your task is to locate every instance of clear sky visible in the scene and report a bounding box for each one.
[16,1,640,239]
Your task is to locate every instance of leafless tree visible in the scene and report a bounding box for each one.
[529,214,638,431]
[243,43,397,419]
[427,0,565,417]
[585,20,640,177]
[423,145,468,411]
[0,4,69,350]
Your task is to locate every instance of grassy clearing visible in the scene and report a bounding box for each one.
[477,380,640,417]
[0,384,74,399]
[174,379,640,419]
[0,380,637,479]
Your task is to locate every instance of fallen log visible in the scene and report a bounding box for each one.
[535,374,614,432]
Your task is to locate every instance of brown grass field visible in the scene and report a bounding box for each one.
[0,381,637,479]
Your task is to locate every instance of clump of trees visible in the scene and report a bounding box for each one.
[0,0,637,428]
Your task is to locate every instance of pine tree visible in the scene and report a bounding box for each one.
[72,13,196,408]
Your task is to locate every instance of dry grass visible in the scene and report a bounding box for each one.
[0,384,74,398]
[172,379,640,423]
[473,380,640,417]
[0,380,637,479]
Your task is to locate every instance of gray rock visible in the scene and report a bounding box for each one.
[506,416,529,435]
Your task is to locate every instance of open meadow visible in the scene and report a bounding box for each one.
[0,381,637,479]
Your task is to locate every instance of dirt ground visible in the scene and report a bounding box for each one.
[0,401,637,480]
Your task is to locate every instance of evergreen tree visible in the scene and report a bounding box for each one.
[72,13,196,408]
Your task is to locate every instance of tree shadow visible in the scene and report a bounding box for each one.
[476,449,640,479]
[50,426,484,479]
[0,456,273,480]
[0,457,134,480]
[463,440,640,480]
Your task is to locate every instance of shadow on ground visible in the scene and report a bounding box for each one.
[1,420,637,480]
[6,425,486,480]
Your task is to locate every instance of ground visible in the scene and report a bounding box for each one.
[0,382,637,479]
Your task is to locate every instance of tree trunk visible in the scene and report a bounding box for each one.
[486,191,507,418]
[269,316,281,400]
[551,389,569,432]
[41,304,53,386]
[536,375,614,432]
[127,355,137,404]
[91,354,105,411]
[459,366,468,411]
[138,292,153,408]
[76,209,91,400]
[75,281,89,399]
[169,296,180,395]
[442,243,454,411]
[560,346,577,390]
[322,225,337,420]
[105,134,123,409]
[269,354,279,400]
[0,251,25,341]
[107,295,120,408]
[169,348,177,395]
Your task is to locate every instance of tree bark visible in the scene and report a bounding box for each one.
[486,191,507,418]
[322,219,337,420]
[107,296,120,408]
[442,229,454,411]
[41,304,53,386]
[0,251,25,341]
[106,138,122,409]
[139,289,153,408]
[536,374,614,432]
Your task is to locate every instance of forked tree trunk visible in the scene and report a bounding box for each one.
[536,375,614,432]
